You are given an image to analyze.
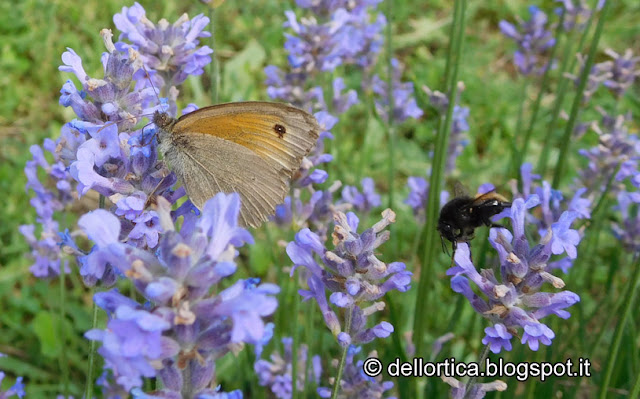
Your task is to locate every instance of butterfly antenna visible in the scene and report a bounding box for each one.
[144,175,170,209]
[142,63,163,107]
[95,114,143,134]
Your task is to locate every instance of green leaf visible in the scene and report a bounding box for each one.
[222,39,267,101]
[32,311,61,358]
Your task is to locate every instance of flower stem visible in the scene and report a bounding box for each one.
[514,9,565,180]
[330,307,353,399]
[538,2,595,177]
[85,195,105,398]
[303,300,315,397]
[385,0,395,211]
[598,253,640,399]
[85,296,99,398]
[291,284,301,399]
[59,267,69,395]
[552,0,610,187]
[413,0,466,358]
[208,6,219,104]
[463,344,491,399]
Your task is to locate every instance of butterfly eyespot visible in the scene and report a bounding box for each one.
[273,123,286,139]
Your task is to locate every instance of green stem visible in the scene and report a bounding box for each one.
[515,10,565,179]
[413,0,466,357]
[590,161,622,218]
[85,194,106,397]
[537,67,572,175]
[385,0,395,211]
[463,344,491,399]
[510,77,529,175]
[303,300,315,398]
[597,254,640,399]
[291,285,301,399]
[552,0,610,187]
[539,0,597,177]
[630,364,640,398]
[59,266,69,395]
[85,297,99,398]
[208,6,219,104]
[330,307,354,399]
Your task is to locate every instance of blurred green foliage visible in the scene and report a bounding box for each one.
[0,0,639,397]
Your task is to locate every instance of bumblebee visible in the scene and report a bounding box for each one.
[437,187,511,253]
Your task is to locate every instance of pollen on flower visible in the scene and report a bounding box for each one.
[172,242,192,257]
[127,259,152,281]
[485,304,509,317]
[507,252,521,264]
[175,301,195,325]
[494,285,509,298]
[541,272,566,289]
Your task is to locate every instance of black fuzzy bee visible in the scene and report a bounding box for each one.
[437,185,511,254]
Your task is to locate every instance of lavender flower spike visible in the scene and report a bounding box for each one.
[448,197,580,353]
[254,337,322,398]
[114,2,213,87]
[317,347,395,399]
[79,194,278,395]
[500,6,556,75]
[287,209,412,346]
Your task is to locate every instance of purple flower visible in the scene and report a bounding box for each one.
[404,174,450,223]
[96,370,130,398]
[287,209,411,345]
[423,82,470,171]
[500,6,556,75]
[612,190,640,252]
[266,0,382,113]
[577,111,639,196]
[85,295,179,391]
[59,31,158,129]
[20,141,75,278]
[79,194,278,394]
[566,54,614,103]
[557,0,605,32]
[521,323,555,351]
[114,2,213,87]
[371,58,423,123]
[405,176,428,218]
[448,196,581,353]
[482,324,513,354]
[56,29,184,250]
[550,211,581,258]
[602,48,640,98]
[500,163,590,272]
[442,375,507,399]
[341,177,381,213]
[0,369,25,399]
[77,208,122,286]
[254,337,322,399]
[318,347,395,399]
[281,2,384,73]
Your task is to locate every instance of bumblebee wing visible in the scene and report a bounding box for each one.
[453,181,469,197]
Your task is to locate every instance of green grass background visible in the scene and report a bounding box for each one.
[0,0,639,397]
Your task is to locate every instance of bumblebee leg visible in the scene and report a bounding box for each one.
[440,235,451,257]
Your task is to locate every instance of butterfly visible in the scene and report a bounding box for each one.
[153,102,319,227]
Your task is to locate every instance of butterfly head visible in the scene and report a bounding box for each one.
[153,111,175,130]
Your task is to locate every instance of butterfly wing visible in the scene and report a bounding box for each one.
[165,102,319,227]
